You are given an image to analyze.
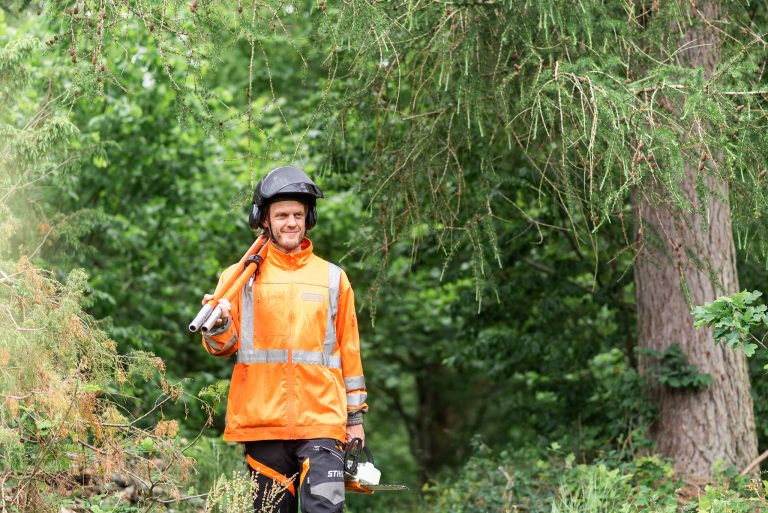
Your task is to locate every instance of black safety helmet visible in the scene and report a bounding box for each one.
[249,166,324,231]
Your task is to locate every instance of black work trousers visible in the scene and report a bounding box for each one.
[245,439,346,513]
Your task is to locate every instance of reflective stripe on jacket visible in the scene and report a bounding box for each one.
[202,238,367,442]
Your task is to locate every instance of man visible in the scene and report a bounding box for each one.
[201,166,368,513]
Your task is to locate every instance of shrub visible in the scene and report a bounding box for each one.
[422,442,684,513]
[0,260,195,511]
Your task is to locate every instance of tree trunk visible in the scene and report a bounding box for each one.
[633,1,757,478]
[409,363,471,484]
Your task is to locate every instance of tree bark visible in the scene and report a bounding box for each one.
[633,1,758,478]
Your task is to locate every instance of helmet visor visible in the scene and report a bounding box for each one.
[260,166,324,199]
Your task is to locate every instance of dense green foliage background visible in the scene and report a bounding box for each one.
[4,1,768,512]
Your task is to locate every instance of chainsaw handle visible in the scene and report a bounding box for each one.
[344,437,373,476]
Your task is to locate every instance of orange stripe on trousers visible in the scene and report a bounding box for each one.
[245,454,296,496]
[300,458,310,487]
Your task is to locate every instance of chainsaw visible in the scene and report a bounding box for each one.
[343,438,409,495]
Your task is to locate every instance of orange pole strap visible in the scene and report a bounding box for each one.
[219,238,270,304]
[206,234,268,307]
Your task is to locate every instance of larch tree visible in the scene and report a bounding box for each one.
[40,0,768,478]
[318,0,767,477]
[632,1,758,475]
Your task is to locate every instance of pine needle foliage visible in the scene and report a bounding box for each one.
[0,258,198,511]
[40,0,325,175]
[317,0,768,292]
[0,29,207,512]
[37,1,768,300]
[0,37,80,259]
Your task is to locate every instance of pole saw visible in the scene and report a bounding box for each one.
[344,438,408,494]
[188,234,269,333]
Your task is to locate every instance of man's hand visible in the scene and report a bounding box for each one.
[202,294,231,324]
[345,423,365,446]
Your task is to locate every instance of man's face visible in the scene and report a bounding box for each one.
[263,200,307,254]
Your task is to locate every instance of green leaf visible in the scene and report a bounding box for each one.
[92,155,108,168]
[140,437,155,452]
[35,418,52,432]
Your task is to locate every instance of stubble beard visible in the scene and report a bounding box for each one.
[273,230,304,253]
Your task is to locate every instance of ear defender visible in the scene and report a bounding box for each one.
[306,205,317,231]
[249,203,261,230]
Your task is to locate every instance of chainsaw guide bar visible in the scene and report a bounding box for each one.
[345,474,409,494]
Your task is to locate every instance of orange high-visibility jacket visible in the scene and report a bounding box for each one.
[202,238,368,443]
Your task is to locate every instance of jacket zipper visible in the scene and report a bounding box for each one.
[287,265,295,434]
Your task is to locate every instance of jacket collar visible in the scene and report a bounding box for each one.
[266,237,314,269]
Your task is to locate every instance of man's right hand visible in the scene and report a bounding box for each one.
[202,294,231,324]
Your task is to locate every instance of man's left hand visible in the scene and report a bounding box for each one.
[346,423,365,446]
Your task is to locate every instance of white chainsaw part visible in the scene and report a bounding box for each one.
[355,462,381,485]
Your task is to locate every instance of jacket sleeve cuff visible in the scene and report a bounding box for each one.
[347,411,364,426]
[202,318,238,356]
[206,317,231,337]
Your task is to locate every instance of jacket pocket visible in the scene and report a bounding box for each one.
[294,365,344,427]
[228,362,288,428]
